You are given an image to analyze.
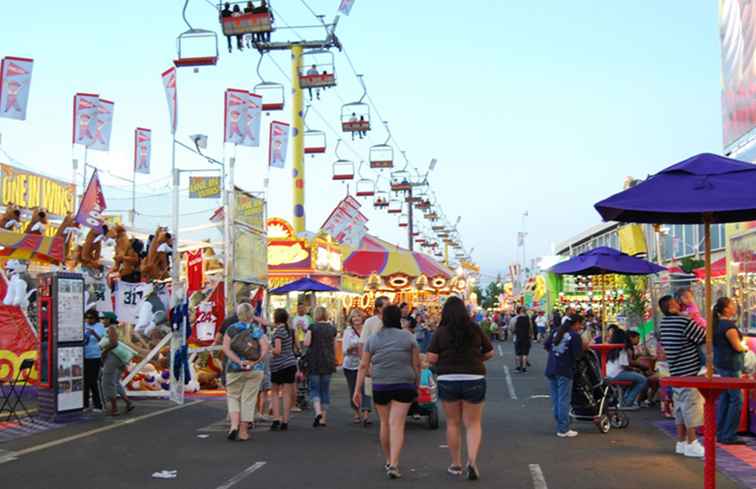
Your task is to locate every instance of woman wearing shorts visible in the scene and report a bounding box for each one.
[269,308,297,431]
[428,296,494,480]
[354,305,420,480]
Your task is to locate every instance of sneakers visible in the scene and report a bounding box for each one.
[684,440,705,458]
[270,421,281,431]
[557,430,579,438]
[386,466,401,479]
[675,442,686,455]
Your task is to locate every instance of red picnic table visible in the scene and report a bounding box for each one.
[660,376,756,489]
[589,343,624,377]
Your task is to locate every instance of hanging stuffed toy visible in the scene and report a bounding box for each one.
[134,283,168,343]
[0,204,21,231]
[54,213,80,269]
[76,225,110,272]
[3,260,34,310]
[141,227,173,282]
[109,224,142,282]
[25,207,48,235]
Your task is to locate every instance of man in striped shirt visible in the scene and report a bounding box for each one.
[658,295,706,459]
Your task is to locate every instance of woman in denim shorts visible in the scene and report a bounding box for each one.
[427,296,494,481]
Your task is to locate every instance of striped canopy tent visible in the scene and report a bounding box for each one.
[0,230,65,263]
[342,234,452,279]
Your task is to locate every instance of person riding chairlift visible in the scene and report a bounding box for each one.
[231,4,244,51]
[307,64,320,100]
[244,1,255,47]
[254,0,272,42]
[221,2,233,53]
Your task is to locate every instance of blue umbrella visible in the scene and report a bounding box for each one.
[550,247,664,339]
[269,277,339,295]
[594,152,756,378]
[549,247,666,276]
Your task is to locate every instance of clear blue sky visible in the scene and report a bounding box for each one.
[0,1,725,282]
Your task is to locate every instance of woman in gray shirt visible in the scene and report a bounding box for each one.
[354,305,420,480]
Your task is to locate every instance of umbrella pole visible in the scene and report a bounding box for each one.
[704,216,713,380]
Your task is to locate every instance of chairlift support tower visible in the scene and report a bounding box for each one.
[255,18,342,234]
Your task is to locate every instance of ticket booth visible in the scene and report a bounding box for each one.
[37,272,86,421]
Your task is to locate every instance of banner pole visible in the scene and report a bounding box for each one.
[226,155,236,316]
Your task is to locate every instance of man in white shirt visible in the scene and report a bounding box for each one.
[361,296,388,345]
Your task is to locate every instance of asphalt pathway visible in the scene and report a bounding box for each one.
[0,342,744,489]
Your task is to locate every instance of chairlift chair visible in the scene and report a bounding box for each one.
[387,198,402,214]
[355,162,376,197]
[300,49,337,89]
[369,121,394,169]
[254,55,284,112]
[390,169,412,192]
[332,139,354,181]
[175,29,219,68]
[341,103,370,134]
[373,190,390,209]
[341,74,370,134]
[333,160,355,181]
[219,2,274,36]
[399,213,409,228]
[304,130,327,154]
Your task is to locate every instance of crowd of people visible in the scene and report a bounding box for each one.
[542,286,752,458]
[217,295,492,481]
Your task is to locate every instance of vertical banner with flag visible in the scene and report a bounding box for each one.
[338,0,355,15]
[268,121,290,168]
[89,99,114,151]
[134,128,152,174]
[0,56,33,120]
[72,93,99,146]
[161,67,177,134]
[75,171,107,232]
[224,89,262,147]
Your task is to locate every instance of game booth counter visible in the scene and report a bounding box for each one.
[340,233,460,315]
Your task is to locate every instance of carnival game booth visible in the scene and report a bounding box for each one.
[341,234,457,314]
[267,217,361,325]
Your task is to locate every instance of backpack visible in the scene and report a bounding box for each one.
[229,324,261,361]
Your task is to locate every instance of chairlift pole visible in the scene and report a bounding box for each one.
[291,44,306,234]
[407,185,414,251]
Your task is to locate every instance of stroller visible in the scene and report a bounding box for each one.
[408,369,439,430]
[295,354,309,411]
[570,350,629,433]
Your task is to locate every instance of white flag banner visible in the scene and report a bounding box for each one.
[0,56,33,120]
[224,89,263,147]
[338,0,355,15]
[161,66,177,134]
[134,127,152,174]
[72,93,99,146]
[89,98,114,151]
[268,121,290,168]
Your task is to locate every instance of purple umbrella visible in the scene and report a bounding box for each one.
[594,152,756,378]
[550,247,665,339]
[549,246,666,276]
[269,277,339,295]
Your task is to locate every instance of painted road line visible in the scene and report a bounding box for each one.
[0,400,202,464]
[503,366,518,400]
[0,449,18,463]
[497,345,503,357]
[215,462,266,489]
[529,464,548,489]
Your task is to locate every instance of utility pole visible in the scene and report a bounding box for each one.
[255,20,341,235]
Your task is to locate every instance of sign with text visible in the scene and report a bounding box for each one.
[234,188,265,232]
[189,176,221,199]
[0,163,75,217]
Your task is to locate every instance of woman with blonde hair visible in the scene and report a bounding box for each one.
[343,308,371,424]
[223,302,269,441]
[304,305,337,427]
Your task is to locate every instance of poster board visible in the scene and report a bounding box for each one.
[56,277,84,343]
[56,346,84,411]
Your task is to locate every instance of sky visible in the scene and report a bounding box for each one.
[0,1,726,283]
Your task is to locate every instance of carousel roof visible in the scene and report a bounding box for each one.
[342,234,452,278]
